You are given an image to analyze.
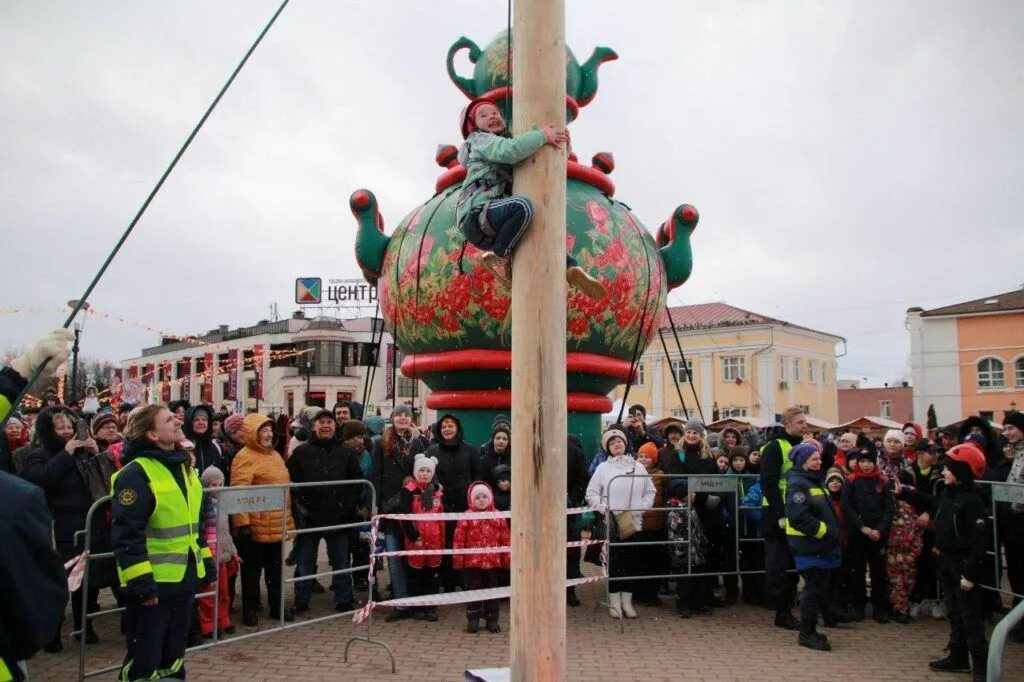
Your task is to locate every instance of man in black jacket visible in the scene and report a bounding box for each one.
[426,413,480,590]
[624,404,664,453]
[760,406,807,630]
[287,410,366,613]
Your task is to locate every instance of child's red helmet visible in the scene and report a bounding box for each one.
[945,442,986,479]
[459,97,498,139]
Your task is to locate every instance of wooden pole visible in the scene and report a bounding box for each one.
[510,1,567,680]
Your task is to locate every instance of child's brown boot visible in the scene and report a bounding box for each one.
[480,252,511,288]
[566,266,606,300]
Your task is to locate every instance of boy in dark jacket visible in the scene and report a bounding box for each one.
[928,443,990,680]
[840,444,894,623]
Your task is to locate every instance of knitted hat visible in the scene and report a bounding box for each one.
[856,444,878,462]
[914,439,935,454]
[663,422,684,438]
[311,408,334,423]
[884,429,906,446]
[459,97,500,138]
[201,465,225,486]
[1003,411,1024,433]
[340,419,369,441]
[492,418,511,437]
[391,404,413,419]
[224,413,245,438]
[825,470,845,488]
[493,464,511,482]
[90,412,117,434]
[364,415,386,436]
[637,442,659,459]
[469,482,493,504]
[789,442,822,469]
[684,419,706,437]
[729,445,748,460]
[601,429,627,453]
[414,454,438,476]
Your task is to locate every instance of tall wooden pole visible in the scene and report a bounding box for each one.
[510,1,567,680]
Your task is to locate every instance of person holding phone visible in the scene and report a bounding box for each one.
[22,407,118,650]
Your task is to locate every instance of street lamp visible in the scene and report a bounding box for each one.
[304,351,314,405]
[1010,401,1018,414]
[65,299,89,405]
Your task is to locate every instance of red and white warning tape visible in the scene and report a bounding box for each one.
[352,507,607,624]
[66,551,89,592]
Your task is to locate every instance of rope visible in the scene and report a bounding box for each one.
[664,307,705,423]
[615,204,655,426]
[658,328,689,418]
[0,0,291,429]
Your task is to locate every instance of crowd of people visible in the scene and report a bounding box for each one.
[2,331,1024,681]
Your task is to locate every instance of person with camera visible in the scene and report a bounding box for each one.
[370,405,427,621]
[286,410,366,614]
[22,406,118,651]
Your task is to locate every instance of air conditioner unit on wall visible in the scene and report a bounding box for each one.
[779,381,789,390]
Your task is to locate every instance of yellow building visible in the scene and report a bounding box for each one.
[612,303,845,423]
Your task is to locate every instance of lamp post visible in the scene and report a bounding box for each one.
[304,351,314,405]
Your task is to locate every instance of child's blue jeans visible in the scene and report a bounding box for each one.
[462,196,535,258]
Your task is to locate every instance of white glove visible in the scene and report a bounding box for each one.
[705,494,721,510]
[9,328,75,379]
[778,518,787,530]
[960,576,975,591]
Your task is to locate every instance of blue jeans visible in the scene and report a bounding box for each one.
[383,532,409,607]
[294,531,352,606]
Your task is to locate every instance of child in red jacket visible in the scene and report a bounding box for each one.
[400,455,444,621]
[453,481,511,633]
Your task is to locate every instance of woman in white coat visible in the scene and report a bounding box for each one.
[586,428,656,618]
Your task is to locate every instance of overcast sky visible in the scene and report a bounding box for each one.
[2,1,1021,385]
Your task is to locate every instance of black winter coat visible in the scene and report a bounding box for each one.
[371,428,427,534]
[426,413,480,512]
[933,481,989,583]
[840,473,895,536]
[287,436,366,527]
[785,468,841,565]
[478,441,511,490]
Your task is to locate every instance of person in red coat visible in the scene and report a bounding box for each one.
[400,455,444,621]
[453,481,511,633]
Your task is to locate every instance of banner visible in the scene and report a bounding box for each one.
[385,344,395,400]
[253,345,265,400]
[202,352,214,403]
[180,357,191,402]
[144,364,155,403]
[161,362,171,403]
[226,349,239,401]
[129,365,138,380]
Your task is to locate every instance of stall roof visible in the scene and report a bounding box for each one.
[836,416,904,431]
[708,416,771,431]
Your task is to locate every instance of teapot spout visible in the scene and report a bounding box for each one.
[657,204,700,290]
[577,46,618,107]
[350,189,391,286]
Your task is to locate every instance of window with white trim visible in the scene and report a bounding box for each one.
[808,360,816,384]
[636,362,645,386]
[671,408,692,419]
[793,358,802,382]
[672,359,693,383]
[779,357,788,382]
[977,358,1005,389]
[722,356,745,382]
[822,362,830,385]
[879,400,891,419]
[1016,357,1024,388]
[722,406,748,418]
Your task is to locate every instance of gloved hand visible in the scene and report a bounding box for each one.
[9,328,75,379]
[705,495,721,510]
[778,518,787,530]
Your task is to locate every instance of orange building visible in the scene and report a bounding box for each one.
[907,287,1024,426]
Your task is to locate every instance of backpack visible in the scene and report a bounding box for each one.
[666,498,707,569]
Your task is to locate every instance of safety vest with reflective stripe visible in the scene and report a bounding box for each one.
[761,439,794,507]
[112,456,209,586]
[0,656,12,682]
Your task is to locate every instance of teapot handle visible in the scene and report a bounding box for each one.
[446,36,481,99]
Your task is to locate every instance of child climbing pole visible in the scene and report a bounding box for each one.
[455,98,607,300]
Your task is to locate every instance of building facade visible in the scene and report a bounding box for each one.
[837,383,914,424]
[121,311,432,420]
[612,303,844,423]
[908,287,1024,426]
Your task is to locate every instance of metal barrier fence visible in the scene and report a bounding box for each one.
[73,479,393,681]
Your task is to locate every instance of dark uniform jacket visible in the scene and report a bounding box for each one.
[759,433,804,536]
[784,468,841,565]
[932,481,989,584]
[111,440,213,602]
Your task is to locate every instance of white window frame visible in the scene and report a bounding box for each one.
[671,408,692,419]
[636,362,645,387]
[672,359,693,383]
[822,362,829,385]
[808,360,816,384]
[722,356,745,382]
[722,406,748,418]
[793,358,802,383]
[977,357,1005,389]
[779,357,788,382]
[879,399,891,419]
[1015,356,1024,388]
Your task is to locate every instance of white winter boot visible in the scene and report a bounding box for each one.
[608,592,622,619]
[621,592,638,618]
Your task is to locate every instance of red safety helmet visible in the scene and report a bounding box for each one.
[459,97,500,139]
[945,442,986,479]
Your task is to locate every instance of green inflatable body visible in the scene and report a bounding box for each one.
[352,30,700,454]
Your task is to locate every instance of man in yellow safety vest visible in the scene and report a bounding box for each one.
[759,406,808,631]
[111,404,214,681]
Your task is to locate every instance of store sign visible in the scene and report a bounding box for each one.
[296,277,377,306]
